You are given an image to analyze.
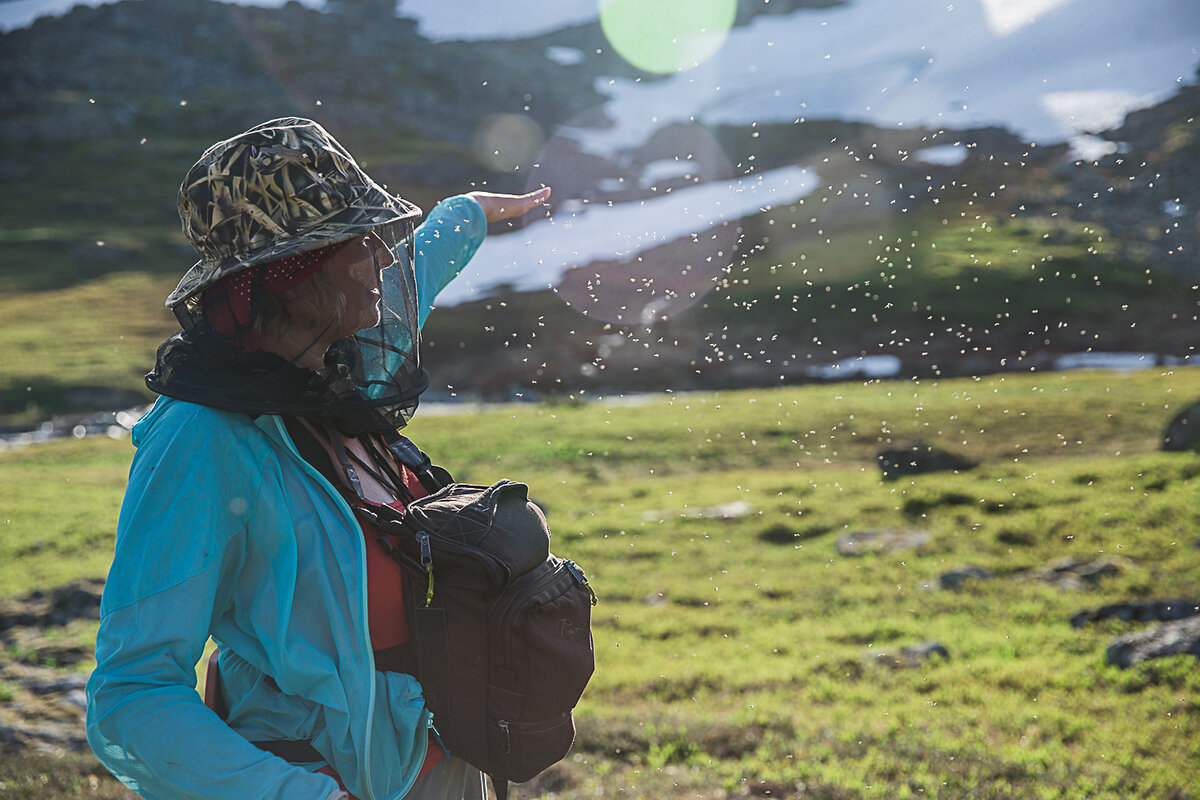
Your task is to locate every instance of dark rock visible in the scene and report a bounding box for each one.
[877,442,975,480]
[1106,616,1200,668]
[836,529,930,557]
[0,579,104,633]
[0,581,106,755]
[1071,599,1200,628]
[938,566,992,590]
[0,715,92,753]
[1162,400,1200,452]
[874,640,951,669]
[0,660,93,754]
[25,672,89,696]
[1034,556,1130,590]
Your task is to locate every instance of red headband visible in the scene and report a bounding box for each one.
[202,239,353,351]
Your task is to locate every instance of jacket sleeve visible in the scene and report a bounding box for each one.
[85,403,340,800]
[413,195,487,327]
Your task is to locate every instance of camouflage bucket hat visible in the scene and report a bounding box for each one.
[166,117,422,308]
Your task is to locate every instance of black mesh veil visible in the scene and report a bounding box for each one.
[147,216,430,436]
[145,117,440,435]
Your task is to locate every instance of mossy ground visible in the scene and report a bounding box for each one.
[2,370,1199,798]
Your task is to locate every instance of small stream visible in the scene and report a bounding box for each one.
[1,351,1193,450]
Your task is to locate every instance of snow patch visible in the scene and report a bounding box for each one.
[545,45,585,66]
[638,159,696,188]
[1040,89,1153,135]
[979,0,1073,37]
[916,144,968,166]
[0,0,119,31]
[435,164,819,305]
[564,0,1198,158]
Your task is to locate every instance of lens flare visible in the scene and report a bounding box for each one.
[472,113,545,172]
[599,0,737,75]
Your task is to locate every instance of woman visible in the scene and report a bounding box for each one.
[85,117,551,800]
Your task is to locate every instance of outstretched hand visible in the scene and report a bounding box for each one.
[466,187,552,223]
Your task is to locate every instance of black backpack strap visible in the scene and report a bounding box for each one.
[283,417,341,485]
[404,525,452,710]
[205,646,326,765]
[286,418,427,503]
[383,431,454,493]
[203,649,229,720]
[251,739,324,764]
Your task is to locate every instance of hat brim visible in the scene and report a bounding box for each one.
[166,185,421,309]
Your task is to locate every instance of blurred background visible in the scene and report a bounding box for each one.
[0,0,1197,425]
[2,4,1200,797]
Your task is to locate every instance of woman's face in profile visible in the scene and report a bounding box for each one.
[323,232,395,337]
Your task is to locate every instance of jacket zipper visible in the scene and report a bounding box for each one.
[271,415,381,799]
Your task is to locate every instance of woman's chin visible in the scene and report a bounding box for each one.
[348,312,383,337]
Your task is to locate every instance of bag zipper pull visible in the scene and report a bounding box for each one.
[417,531,435,606]
[498,720,511,753]
[564,560,598,606]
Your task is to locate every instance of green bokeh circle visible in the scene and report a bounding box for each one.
[599,0,737,75]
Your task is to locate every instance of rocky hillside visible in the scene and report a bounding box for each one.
[0,0,1197,413]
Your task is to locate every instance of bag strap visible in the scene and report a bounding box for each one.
[285,418,432,505]
[203,649,229,720]
[284,417,339,483]
[251,738,324,764]
[382,431,454,493]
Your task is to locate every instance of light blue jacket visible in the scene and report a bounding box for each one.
[86,197,486,800]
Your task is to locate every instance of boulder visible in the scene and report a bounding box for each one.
[1106,616,1200,668]
[874,640,951,669]
[876,442,975,481]
[0,578,104,633]
[1034,556,1130,590]
[640,500,756,522]
[836,529,930,557]
[1070,599,1200,628]
[1161,399,1200,452]
[939,566,992,590]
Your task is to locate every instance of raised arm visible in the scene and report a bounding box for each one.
[412,188,552,326]
[466,187,551,223]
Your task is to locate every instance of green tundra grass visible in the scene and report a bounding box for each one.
[1,369,1199,798]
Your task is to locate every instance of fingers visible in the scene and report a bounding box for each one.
[509,187,552,217]
[524,186,552,205]
[502,187,552,212]
[468,187,553,222]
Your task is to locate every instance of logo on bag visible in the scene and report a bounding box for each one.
[560,618,587,641]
